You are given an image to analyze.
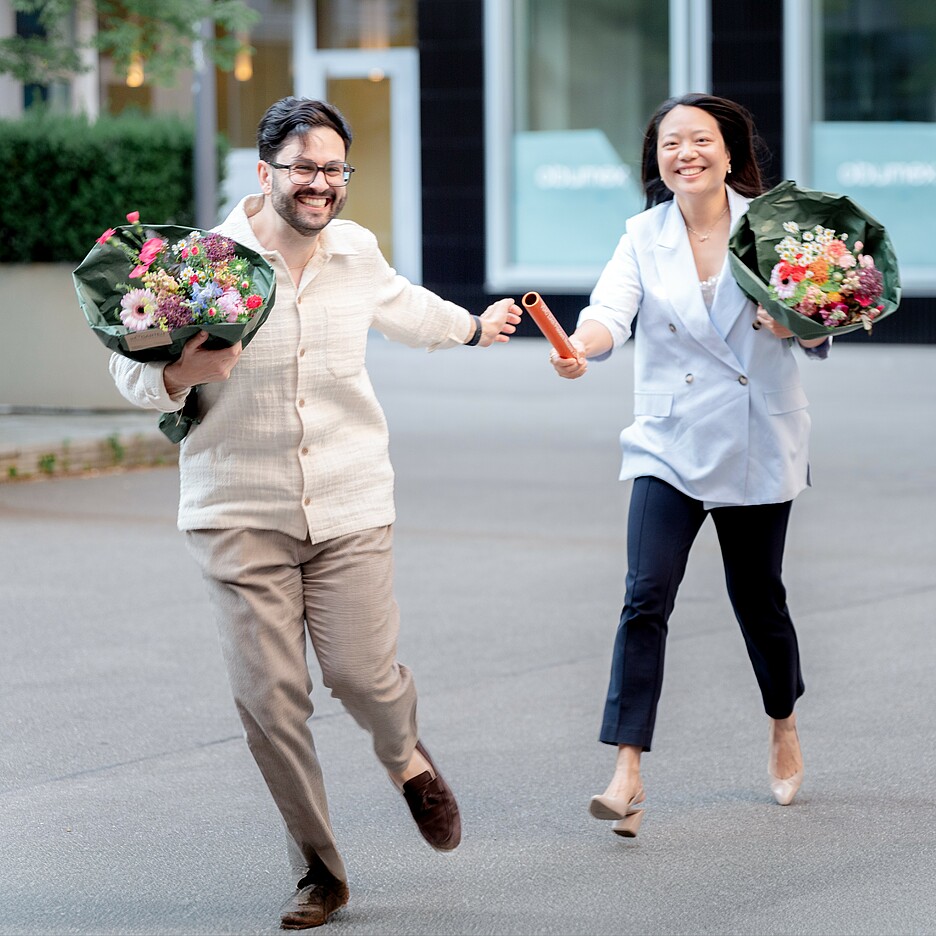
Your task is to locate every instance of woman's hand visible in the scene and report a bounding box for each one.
[550,336,588,379]
[753,305,794,338]
[753,305,829,349]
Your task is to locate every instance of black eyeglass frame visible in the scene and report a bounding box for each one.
[266,160,356,186]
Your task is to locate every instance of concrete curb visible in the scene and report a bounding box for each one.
[0,431,178,482]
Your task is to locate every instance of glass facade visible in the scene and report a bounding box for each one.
[486,0,670,291]
[807,0,936,292]
[316,0,417,48]
[217,0,294,149]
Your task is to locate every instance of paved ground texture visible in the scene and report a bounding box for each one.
[1,337,935,935]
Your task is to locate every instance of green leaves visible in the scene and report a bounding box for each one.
[1,0,260,87]
[0,112,229,262]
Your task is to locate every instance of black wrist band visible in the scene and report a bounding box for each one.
[465,314,483,346]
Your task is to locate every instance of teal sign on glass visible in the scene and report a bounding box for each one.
[812,122,936,270]
[513,129,644,267]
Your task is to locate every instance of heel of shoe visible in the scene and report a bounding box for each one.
[611,809,644,838]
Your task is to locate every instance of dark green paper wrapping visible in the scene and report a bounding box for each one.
[728,180,901,340]
[73,224,276,442]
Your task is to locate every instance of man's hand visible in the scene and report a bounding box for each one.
[476,298,523,346]
[163,331,242,395]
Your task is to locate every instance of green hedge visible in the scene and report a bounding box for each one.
[0,112,228,263]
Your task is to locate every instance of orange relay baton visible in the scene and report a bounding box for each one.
[521,292,578,359]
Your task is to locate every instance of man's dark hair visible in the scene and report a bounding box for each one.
[257,97,353,162]
[641,93,767,209]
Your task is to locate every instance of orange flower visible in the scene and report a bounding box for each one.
[808,258,829,284]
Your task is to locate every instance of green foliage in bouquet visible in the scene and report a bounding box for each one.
[0,112,227,263]
[729,180,901,340]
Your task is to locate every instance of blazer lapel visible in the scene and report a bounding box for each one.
[651,190,747,371]
[709,187,754,338]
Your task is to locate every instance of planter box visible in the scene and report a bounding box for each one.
[0,264,134,409]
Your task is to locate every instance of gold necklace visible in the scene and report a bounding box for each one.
[685,204,729,243]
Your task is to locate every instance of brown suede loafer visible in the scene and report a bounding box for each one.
[280,878,349,930]
[401,740,461,851]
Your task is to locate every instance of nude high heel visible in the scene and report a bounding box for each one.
[589,789,646,837]
[768,717,803,806]
[769,768,803,806]
[611,809,645,838]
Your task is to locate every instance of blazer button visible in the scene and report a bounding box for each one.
[685,374,694,383]
[668,323,677,333]
[738,375,749,385]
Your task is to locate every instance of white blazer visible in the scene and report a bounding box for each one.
[579,185,823,508]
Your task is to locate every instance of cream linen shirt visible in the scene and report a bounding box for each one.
[109,195,474,542]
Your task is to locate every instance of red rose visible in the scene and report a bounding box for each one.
[246,294,262,309]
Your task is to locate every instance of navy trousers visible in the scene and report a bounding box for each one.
[600,476,805,750]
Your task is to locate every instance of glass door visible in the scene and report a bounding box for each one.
[294,2,422,281]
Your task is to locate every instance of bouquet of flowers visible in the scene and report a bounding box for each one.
[729,181,900,340]
[74,211,275,360]
[73,211,276,441]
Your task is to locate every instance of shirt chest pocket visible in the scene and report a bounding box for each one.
[324,305,371,379]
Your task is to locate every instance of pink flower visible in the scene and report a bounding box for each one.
[139,237,166,264]
[216,289,246,322]
[96,228,116,245]
[126,211,140,223]
[246,294,263,310]
[119,288,158,331]
[769,262,798,299]
[129,237,167,278]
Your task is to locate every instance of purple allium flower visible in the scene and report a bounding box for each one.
[856,266,883,303]
[200,233,237,264]
[158,294,192,329]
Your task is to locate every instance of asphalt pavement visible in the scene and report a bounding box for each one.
[1,336,935,936]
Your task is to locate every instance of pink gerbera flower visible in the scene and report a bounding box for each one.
[119,288,158,331]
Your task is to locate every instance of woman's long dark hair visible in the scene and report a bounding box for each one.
[641,93,767,209]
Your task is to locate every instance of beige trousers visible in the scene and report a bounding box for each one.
[185,525,419,885]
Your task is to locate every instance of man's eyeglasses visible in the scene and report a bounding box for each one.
[266,160,356,187]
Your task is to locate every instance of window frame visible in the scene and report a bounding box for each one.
[783,0,936,295]
[483,0,707,294]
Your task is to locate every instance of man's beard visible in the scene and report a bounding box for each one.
[270,181,346,236]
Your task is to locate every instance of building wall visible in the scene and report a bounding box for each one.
[419,0,934,343]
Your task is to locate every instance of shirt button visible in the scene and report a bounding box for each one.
[738,375,749,385]
[668,323,677,333]
[298,399,305,407]
[303,497,311,506]
[298,348,306,357]
[301,447,309,456]
[685,374,694,383]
